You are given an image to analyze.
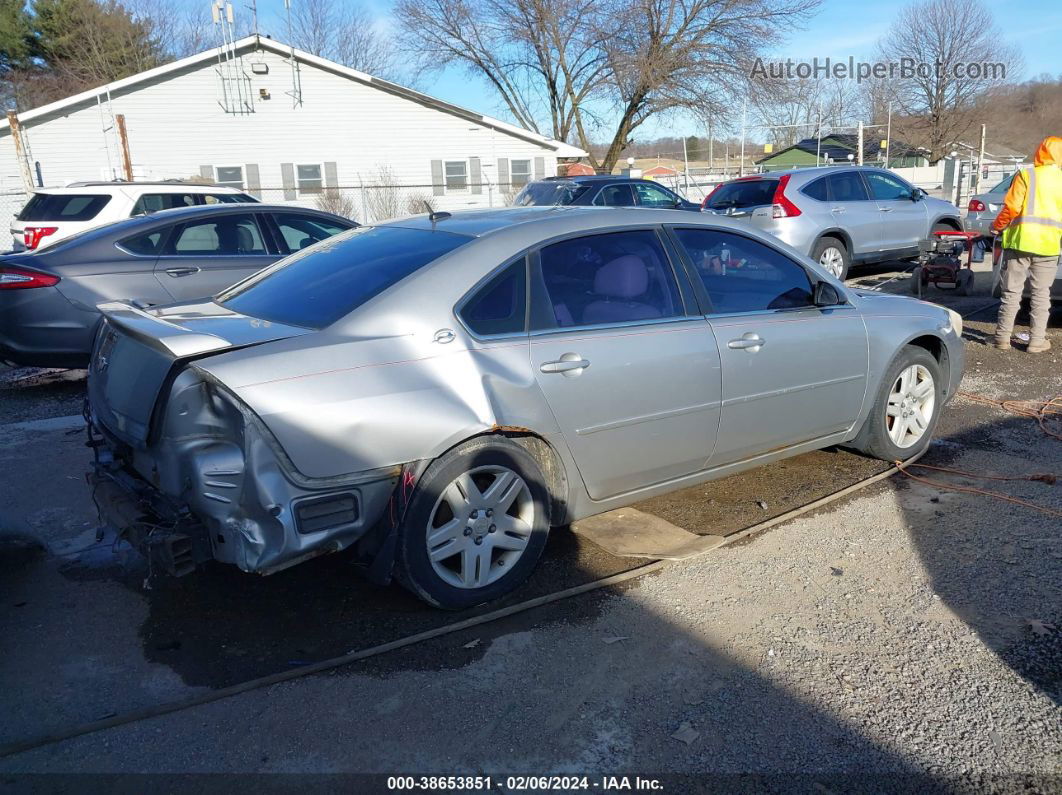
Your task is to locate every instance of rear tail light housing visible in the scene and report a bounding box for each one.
[771,175,802,218]
[23,226,58,250]
[0,266,61,289]
[967,199,986,212]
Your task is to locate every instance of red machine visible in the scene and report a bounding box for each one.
[910,229,980,298]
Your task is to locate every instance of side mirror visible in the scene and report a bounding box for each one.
[813,280,843,307]
[910,187,926,201]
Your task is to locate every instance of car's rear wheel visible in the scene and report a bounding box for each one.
[395,436,550,610]
[848,347,942,462]
[812,236,849,280]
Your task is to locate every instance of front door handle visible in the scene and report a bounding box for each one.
[831,207,845,214]
[540,353,590,376]
[165,266,201,277]
[728,333,766,352]
[879,207,893,212]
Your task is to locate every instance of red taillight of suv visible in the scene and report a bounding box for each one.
[771,174,802,219]
[968,199,986,212]
[0,266,61,289]
[23,226,58,250]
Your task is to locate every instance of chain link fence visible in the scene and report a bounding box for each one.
[0,190,29,248]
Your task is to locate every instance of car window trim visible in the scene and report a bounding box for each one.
[526,225,694,334]
[162,212,274,258]
[663,224,848,318]
[452,254,531,342]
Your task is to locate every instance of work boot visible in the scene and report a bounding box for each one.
[1026,339,1052,353]
[992,336,1011,350]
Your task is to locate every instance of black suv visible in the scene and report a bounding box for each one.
[513,176,702,211]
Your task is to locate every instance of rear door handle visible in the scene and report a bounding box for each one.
[728,333,766,351]
[540,353,590,375]
[165,267,200,277]
[831,207,845,214]
[879,207,892,212]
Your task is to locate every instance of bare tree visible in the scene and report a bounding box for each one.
[876,0,1019,160]
[361,166,405,222]
[289,0,395,77]
[314,188,357,220]
[747,76,859,149]
[398,0,819,171]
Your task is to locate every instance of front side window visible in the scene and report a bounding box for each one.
[827,171,870,202]
[297,164,324,195]
[130,193,198,215]
[168,213,267,256]
[510,160,532,188]
[865,171,912,200]
[674,228,814,314]
[634,183,678,208]
[215,166,245,189]
[219,226,473,329]
[534,229,681,329]
[459,259,527,337]
[593,184,636,207]
[445,161,468,191]
[273,212,352,252]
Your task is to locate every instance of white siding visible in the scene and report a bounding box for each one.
[0,45,564,229]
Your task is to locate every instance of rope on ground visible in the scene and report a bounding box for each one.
[894,461,1062,519]
[957,391,1062,441]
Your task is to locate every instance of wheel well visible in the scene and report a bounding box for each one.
[480,429,570,526]
[932,217,961,231]
[815,230,851,256]
[906,335,953,396]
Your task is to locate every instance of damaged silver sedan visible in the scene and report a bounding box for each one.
[87,207,965,608]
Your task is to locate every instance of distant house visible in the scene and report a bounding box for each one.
[0,35,586,225]
[755,134,929,171]
[559,161,596,176]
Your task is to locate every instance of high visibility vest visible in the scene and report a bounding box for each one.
[1001,165,1062,257]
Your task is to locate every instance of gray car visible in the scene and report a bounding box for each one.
[965,174,1013,236]
[0,203,354,368]
[703,166,963,280]
[86,207,965,609]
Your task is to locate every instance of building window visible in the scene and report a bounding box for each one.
[297,164,324,195]
[445,161,468,192]
[215,165,244,189]
[510,159,532,188]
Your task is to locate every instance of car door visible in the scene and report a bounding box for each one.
[863,170,928,253]
[669,226,869,465]
[153,211,278,301]
[528,228,722,500]
[825,170,880,258]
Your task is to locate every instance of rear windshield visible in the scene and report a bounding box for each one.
[704,179,778,211]
[513,181,591,207]
[218,225,472,329]
[18,193,111,221]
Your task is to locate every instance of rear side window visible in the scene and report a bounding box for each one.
[459,259,527,337]
[18,193,111,221]
[219,226,473,329]
[801,177,829,202]
[704,179,777,211]
[827,171,870,201]
[512,181,590,206]
[120,229,167,255]
[273,212,352,253]
[203,193,256,204]
[130,193,199,215]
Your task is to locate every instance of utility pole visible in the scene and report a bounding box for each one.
[816,102,822,164]
[6,111,35,194]
[682,136,690,194]
[739,100,747,177]
[884,102,892,168]
[707,119,713,176]
[115,114,133,181]
[974,123,986,194]
[857,120,864,166]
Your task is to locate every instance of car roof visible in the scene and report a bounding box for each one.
[541,175,663,184]
[46,182,246,193]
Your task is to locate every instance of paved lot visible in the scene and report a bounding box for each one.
[1,262,1059,787]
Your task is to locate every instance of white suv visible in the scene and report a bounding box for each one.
[10,182,257,252]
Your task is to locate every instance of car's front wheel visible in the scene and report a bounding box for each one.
[848,346,943,462]
[396,436,551,609]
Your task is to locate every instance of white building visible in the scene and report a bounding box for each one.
[0,35,586,227]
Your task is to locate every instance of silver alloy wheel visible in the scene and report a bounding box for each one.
[886,364,935,448]
[819,246,845,278]
[426,465,535,589]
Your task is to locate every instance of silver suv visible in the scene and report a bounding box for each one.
[702,166,963,279]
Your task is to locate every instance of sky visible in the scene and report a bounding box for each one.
[236,0,1059,141]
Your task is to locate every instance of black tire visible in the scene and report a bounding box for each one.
[910,266,924,297]
[395,436,551,610]
[955,268,973,296]
[811,236,850,281]
[848,346,943,462]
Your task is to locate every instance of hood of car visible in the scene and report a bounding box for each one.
[88,300,311,447]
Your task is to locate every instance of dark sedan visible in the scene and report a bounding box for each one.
[0,204,354,368]
[513,175,702,211]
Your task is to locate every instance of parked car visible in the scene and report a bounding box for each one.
[9,181,258,253]
[702,167,963,280]
[965,173,1014,237]
[513,175,702,211]
[0,203,354,367]
[87,207,964,609]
